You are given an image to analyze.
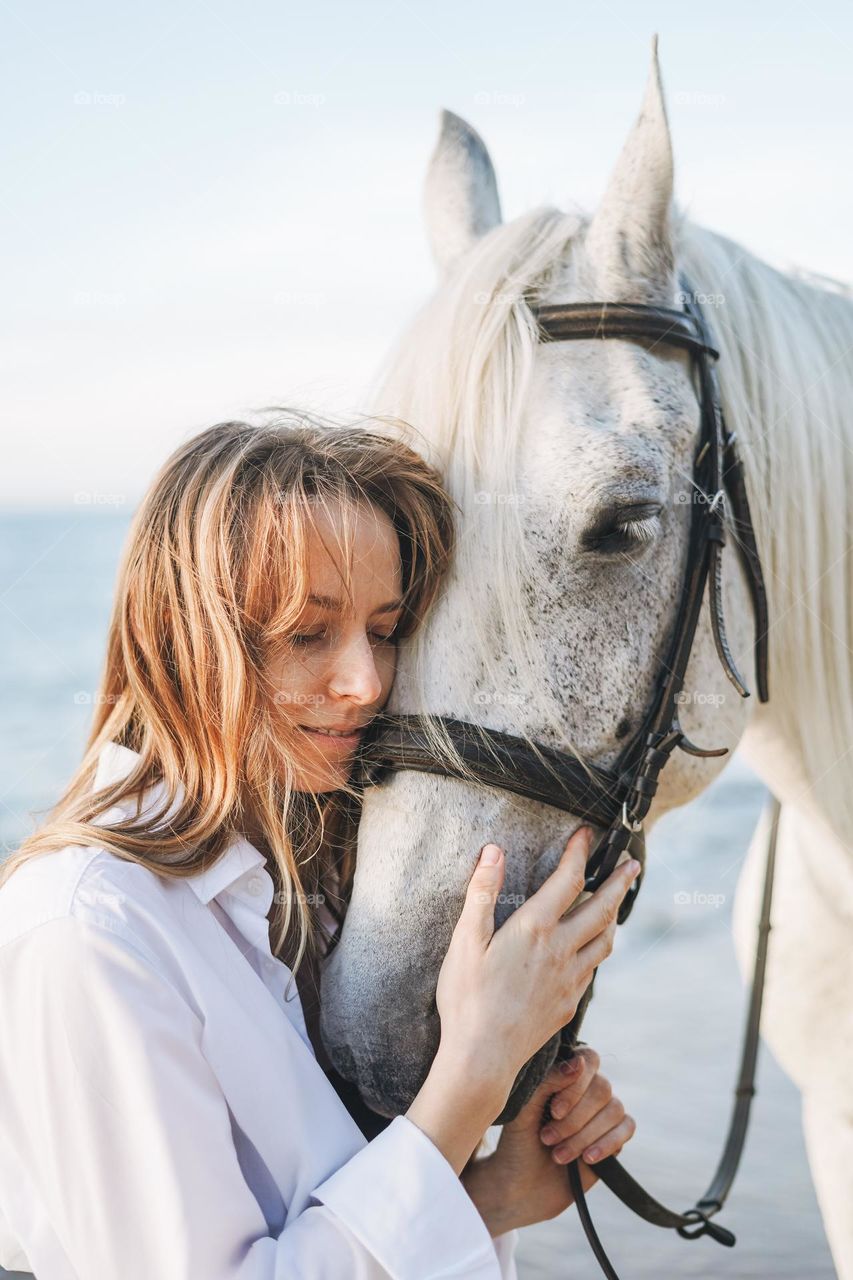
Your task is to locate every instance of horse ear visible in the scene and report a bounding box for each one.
[423,110,502,278]
[585,35,675,296]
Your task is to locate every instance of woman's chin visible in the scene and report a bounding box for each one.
[293,762,352,794]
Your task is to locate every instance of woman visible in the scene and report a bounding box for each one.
[0,412,639,1279]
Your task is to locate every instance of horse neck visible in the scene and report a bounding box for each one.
[679,223,853,844]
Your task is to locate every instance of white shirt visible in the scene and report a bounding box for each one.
[0,740,518,1279]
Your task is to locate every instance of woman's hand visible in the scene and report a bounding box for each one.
[406,830,639,1176]
[433,828,640,1114]
[462,1047,636,1234]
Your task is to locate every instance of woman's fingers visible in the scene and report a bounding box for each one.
[522,827,592,921]
[458,843,506,946]
[545,1048,600,1120]
[541,1069,612,1143]
[574,918,618,972]
[549,1097,631,1164]
[580,1115,637,1165]
[562,858,641,950]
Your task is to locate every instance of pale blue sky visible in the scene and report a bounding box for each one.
[3,0,851,506]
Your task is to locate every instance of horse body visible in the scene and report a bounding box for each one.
[320,45,853,1276]
[678,224,853,1274]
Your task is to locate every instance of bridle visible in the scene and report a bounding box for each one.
[360,280,770,897]
[355,277,778,1277]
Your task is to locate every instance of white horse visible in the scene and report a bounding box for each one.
[321,43,853,1277]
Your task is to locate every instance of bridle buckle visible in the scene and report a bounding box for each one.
[621,800,643,834]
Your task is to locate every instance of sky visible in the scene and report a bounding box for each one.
[3,0,852,507]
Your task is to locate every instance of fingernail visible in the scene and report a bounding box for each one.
[480,844,502,865]
[560,1057,582,1075]
[584,1146,601,1163]
[626,859,641,877]
[540,1125,559,1144]
[550,1100,568,1120]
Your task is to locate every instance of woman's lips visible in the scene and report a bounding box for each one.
[296,724,366,751]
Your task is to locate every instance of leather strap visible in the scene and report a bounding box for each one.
[355,714,627,829]
[562,793,781,1277]
[535,301,719,358]
[722,430,770,704]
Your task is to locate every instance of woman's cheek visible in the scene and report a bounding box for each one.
[378,645,398,698]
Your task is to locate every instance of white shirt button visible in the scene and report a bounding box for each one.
[245,874,265,897]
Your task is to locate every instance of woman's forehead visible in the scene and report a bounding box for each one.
[301,500,402,610]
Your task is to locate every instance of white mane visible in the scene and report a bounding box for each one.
[374,208,591,751]
[679,223,853,840]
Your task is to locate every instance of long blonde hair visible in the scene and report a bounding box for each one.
[2,410,455,973]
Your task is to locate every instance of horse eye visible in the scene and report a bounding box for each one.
[581,504,663,554]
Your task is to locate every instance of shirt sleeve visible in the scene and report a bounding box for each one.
[492,1228,519,1278]
[0,917,507,1280]
[311,1117,519,1278]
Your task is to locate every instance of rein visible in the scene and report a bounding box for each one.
[566,792,779,1277]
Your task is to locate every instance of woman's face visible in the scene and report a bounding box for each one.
[266,500,403,792]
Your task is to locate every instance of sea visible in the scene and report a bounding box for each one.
[0,510,836,1278]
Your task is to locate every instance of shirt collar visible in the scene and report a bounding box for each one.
[93,740,268,908]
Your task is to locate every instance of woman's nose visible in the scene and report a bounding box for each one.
[327,635,385,705]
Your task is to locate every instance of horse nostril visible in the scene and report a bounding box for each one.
[615,717,631,740]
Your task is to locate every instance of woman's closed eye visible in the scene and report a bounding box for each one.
[289,629,329,647]
[288,627,399,648]
[368,627,399,646]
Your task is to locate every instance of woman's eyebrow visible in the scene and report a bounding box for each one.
[306,592,403,613]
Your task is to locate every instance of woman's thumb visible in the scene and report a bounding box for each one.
[461,844,505,944]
